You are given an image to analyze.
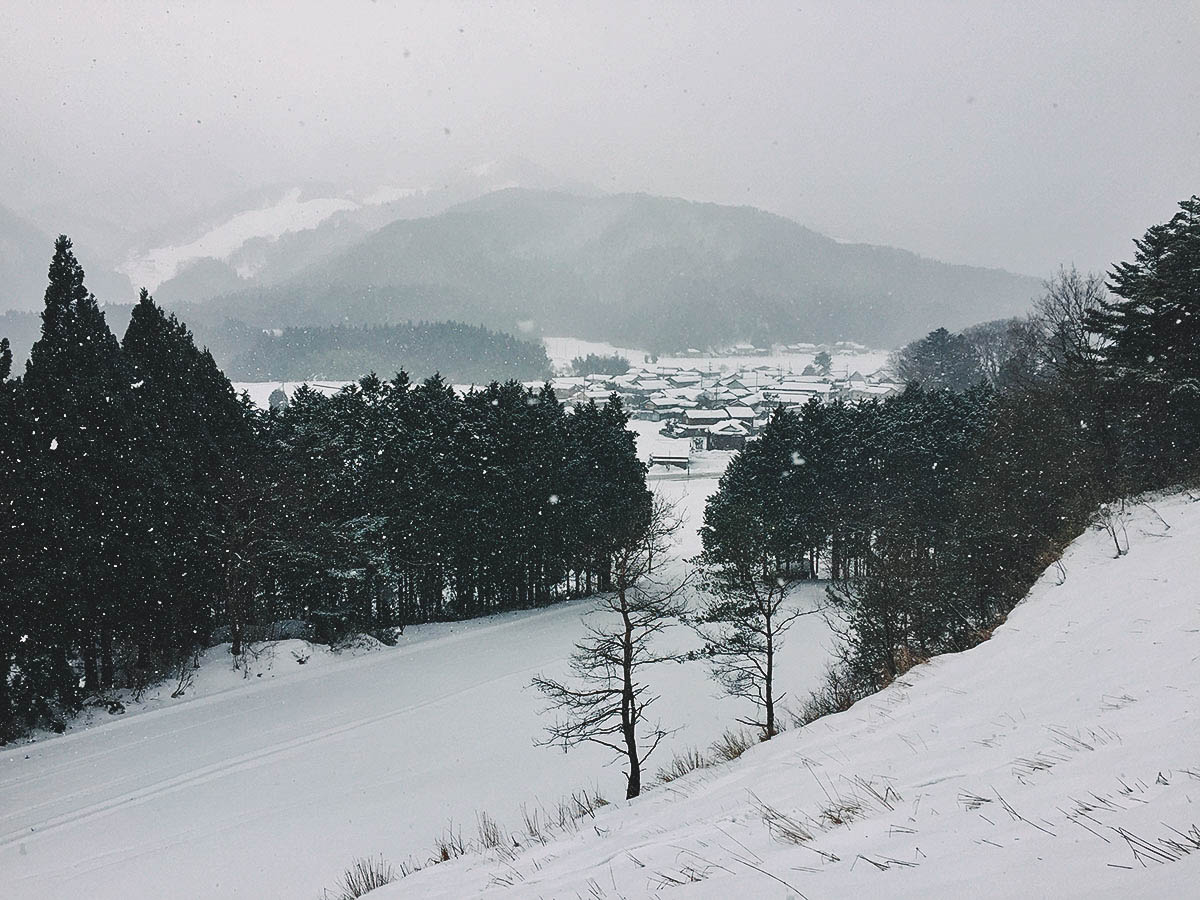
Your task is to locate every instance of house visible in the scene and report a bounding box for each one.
[841,382,903,402]
[681,409,730,436]
[643,396,687,421]
[707,419,749,451]
[709,389,742,404]
[767,382,835,407]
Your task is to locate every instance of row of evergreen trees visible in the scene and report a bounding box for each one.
[227,321,552,383]
[0,237,649,741]
[701,195,1200,693]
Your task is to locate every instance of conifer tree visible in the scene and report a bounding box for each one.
[22,236,138,694]
[121,289,253,672]
[1088,196,1200,484]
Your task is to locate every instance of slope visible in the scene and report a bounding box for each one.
[184,189,1042,351]
[382,493,1200,899]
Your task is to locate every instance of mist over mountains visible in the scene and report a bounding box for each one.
[3,165,1041,361]
[176,188,1039,351]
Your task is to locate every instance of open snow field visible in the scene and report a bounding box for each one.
[0,468,840,899]
[379,493,1200,899]
[543,336,892,379]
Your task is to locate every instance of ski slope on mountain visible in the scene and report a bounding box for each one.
[0,473,837,900]
[381,493,1200,899]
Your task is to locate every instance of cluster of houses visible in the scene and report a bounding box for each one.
[549,363,904,452]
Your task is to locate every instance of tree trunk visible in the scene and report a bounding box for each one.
[100,626,114,690]
[618,574,642,800]
[83,649,99,695]
[226,568,244,658]
[764,619,776,738]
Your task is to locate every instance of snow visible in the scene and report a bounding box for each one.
[374,493,1200,899]
[121,189,360,290]
[358,186,425,206]
[543,336,892,380]
[122,180,436,291]
[0,469,838,900]
[9,435,1195,900]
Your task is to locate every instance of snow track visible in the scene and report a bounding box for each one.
[1,474,837,899]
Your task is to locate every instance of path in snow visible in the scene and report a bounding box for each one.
[0,473,837,900]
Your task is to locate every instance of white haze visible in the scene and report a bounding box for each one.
[1,1,1198,278]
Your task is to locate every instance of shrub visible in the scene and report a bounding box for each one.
[655,747,710,785]
[323,856,398,900]
[709,728,755,762]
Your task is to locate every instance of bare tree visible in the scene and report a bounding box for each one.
[1032,266,1123,493]
[532,493,690,799]
[961,316,1043,387]
[693,516,817,739]
[1034,266,1109,378]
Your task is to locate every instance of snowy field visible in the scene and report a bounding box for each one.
[378,493,1200,899]
[543,336,893,379]
[0,468,840,900]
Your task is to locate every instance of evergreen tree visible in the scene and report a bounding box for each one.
[121,289,254,672]
[0,336,24,737]
[893,327,982,391]
[1088,196,1200,484]
[1093,197,1200,383]
[21,236,138,696]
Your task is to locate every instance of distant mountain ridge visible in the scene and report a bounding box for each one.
[180,189,1041,351]
[0,204,53,313]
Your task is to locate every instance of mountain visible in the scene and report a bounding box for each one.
[0,201,136,313]
[183,189,1043,351]
[0,204,54,312]
[132,158,589,305]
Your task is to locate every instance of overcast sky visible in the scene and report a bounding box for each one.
[2,0,1198,276]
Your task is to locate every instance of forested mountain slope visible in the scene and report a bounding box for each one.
[185,189,1041,351]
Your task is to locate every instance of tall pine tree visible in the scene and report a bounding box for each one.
[21,236,138,695]
[1089,195,1200,484]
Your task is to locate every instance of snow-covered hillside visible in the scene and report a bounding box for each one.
[0,473,837,900]
[119,187,383,290]
[377,493,1200,899]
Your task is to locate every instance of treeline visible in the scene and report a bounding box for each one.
[227,321,552,383]
[0,237,648,741]
[702,195,1200,695]
[570,353,631,377]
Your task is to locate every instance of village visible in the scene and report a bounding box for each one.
[547,350,905,461]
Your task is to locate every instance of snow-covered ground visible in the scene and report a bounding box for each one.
[0,470,841,900]
[374,493,1200,899]
[543,336,893,379]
